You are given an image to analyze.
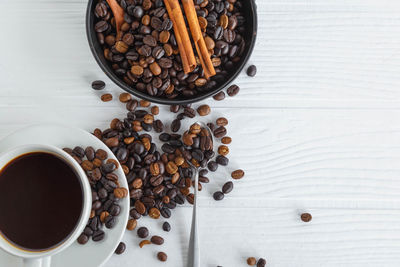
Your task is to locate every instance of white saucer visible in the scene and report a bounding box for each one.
[0,124,130,267]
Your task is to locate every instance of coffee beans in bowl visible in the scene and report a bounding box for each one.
[86,0,257,104]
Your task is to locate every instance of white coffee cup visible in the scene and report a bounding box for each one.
[0,144,92,267]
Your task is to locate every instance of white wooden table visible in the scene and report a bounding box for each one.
[2,0,400,266]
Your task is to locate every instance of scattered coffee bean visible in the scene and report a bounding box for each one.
[140,100,151,107]
[222,181,233,194]
[150,235,164,245]
[216,155,229,166]
[119,92,132,103]
[213,91,226,101]
[214,126,227,138]
[157,252,168,262]
[231,169,245,179]
[171,119,181,132]
[301,213,312,222]
[213,191,224,201]
[162,222,171,232]
[92,230,105,242]
[77,233,89,245]
[247,65,257,77]
[170,105,180,113]
[257,258,266,267]
[92,80,105,90]
[221,136,232,144]
[114,242,126,255]
[218,145,229,156]
[151,106,159,115]
[127,219,137,231]
[137,227,149,238]
[247,257,257,266]
[197,104,211,116]
[227,84,240,97]
[208,161,218,172]
[101,93,113,102]
[216,117,228,126]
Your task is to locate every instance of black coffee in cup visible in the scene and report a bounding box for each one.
[0,152,83,251]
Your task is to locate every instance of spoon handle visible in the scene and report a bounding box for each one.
[187,168,200,267]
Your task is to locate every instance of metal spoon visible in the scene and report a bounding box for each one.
[184,122,213,267]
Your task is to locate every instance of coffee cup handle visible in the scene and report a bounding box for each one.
[23,257,51,267]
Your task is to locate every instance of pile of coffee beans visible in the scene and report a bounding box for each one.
[88,81,246,262]
[62,146,128,245]
[93,0,248,99]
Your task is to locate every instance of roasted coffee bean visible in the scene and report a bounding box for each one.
[95,2,108,18]
[119,92,132,103]
[133,6,144,18]
[213,191,224,201]
[149,207,161,219]
[150,235,164,245]
[221,136,232,144]
[223,29,235,43]
[216,155,229,166]
[213,91,225,101]
[247,257,257,266]
[101,93,113,102]
[109,204,121,216]
[184,107,196,118]
[162,221,171,232]
[171,119,181,132]
[207,122,216,132]
[301,213,312,222]
[247,65,257,77]
[72,146,85,158]
[170,105,180,113]
[222,181,233,194]
[130,208,142,219]
[92,230,105,241]
[157,251,167,262]
[114,242,126,255]
[78,233,89,245]
[126,99,138,111]
[127,219,137,230]
[218,145,229,156]
[161,207,171,218]
[231,169,244,179]
[92,80,105,90]
[197,104,211,116]
[207,161,218,172]
[84,226,94,236]
[257,258,267,267]
[105,215,117,228]
[216,117,228,126]
[213,126,227,138]
[95,21,109,32]
[227,84,240,97]
[137,227,149,238]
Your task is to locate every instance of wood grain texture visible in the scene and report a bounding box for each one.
[1,0,400,266]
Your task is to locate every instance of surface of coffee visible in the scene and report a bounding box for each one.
[0,152,83,250]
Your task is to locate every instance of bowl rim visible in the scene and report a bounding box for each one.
[86,0,258,105]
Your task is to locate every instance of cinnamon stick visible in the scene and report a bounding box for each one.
[181,0,216,79]
[106,0,124,34]
[164,0,197,74]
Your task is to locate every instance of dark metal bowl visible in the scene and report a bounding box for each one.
[86,0,257,105]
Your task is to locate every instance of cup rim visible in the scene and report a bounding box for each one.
[0,144,92,258]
